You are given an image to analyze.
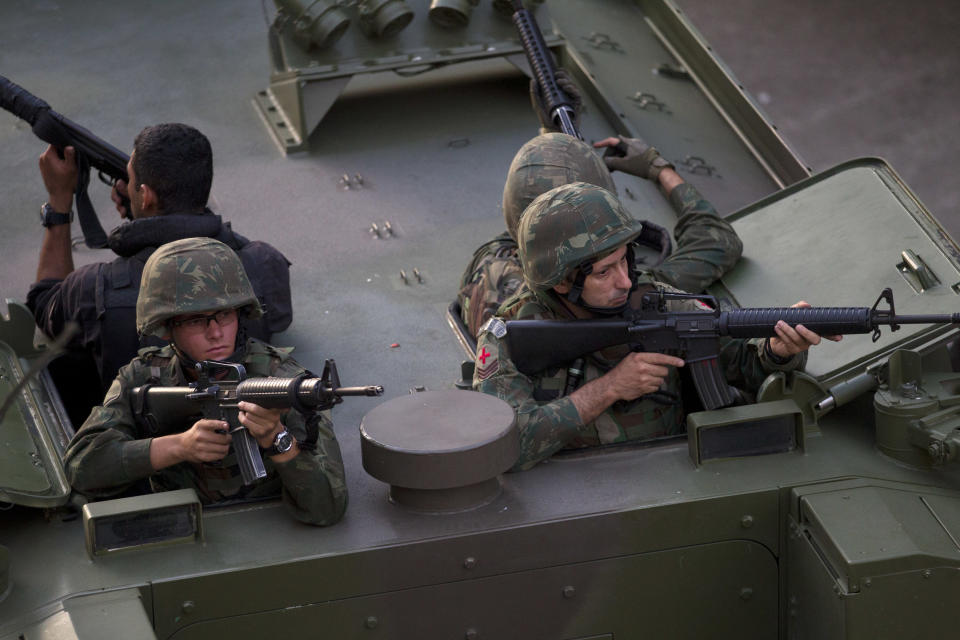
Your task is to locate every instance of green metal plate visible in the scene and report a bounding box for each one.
[0,340,70,508]
[723,158,960,380]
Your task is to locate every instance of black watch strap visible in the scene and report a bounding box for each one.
[40,202,74,228]
[263,429,294,456]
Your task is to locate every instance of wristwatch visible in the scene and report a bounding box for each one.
[40,202,73,228]
[265,429,294,456]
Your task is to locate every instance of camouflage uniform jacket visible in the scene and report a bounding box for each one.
[64,338,347,526]
[473,278,806,471]
[458,182,742,338]
[646,182,742,294]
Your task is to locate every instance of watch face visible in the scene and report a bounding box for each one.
[274,430,293,453]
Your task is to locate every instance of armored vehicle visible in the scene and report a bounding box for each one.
[2,1,960,638]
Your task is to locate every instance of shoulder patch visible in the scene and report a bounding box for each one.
[479,317,507,339]
[476,348,500,381]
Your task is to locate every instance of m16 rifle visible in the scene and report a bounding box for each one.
[505,288,960,411]
[132,359,383,485]
[510,0,581,139]
[0,74,130,248]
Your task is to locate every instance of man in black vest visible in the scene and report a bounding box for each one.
[27,123,292,426]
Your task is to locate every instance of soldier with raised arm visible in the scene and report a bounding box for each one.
[473,182,837,470]
[457,129,742,338]
[28,123,291,426]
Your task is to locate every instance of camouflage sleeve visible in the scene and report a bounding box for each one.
[646,182,743,293]
[63,363,155,498]
[266,354,348,526]
[718,336,807,394]
[473,325,583,471]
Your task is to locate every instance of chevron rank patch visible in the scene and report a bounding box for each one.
[476,345,500,380]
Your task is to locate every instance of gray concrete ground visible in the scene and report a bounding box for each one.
[679,0,960,240]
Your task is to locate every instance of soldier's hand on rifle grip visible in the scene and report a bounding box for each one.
[529,68,582,133]
[38,144,77,211]
[111,178,130,217]
[237,401,289,448]
[157,419,232,467]
[768,301,843,359]
[608,352,685,402]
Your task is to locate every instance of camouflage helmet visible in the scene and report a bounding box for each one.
[518,182,643,291]
[502,132,615,241]
[136,237,262,338]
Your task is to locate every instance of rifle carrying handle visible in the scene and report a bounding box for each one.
[721,307,873,338]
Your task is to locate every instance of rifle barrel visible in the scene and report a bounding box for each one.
[720,306,960,338]
[888,313,960,325]
[0,74,50,124]
[335,385,385,397]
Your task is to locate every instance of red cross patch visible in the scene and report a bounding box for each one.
[476,347,499,380]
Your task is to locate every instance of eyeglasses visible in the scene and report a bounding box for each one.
[170,309,238,333]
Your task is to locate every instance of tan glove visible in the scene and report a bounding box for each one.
[601,135,674,180]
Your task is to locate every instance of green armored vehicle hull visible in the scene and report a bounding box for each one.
[2,1,960,638]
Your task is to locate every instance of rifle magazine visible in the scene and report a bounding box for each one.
[690,358,737,410]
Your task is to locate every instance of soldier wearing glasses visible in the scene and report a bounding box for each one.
[64,238,346,526]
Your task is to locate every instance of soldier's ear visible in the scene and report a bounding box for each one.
[553,278,572,295]
[139,183,159,213]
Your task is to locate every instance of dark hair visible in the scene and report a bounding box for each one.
[132,123,213,213]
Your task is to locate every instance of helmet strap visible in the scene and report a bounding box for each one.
[565,262,591,306]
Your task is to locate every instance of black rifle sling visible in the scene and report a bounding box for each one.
[73,153,109,248]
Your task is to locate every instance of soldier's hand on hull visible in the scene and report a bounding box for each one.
[594,136,674,181]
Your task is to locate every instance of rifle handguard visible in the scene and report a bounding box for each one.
[511,1,580,138]
[235,377,384,411]
[720,307,874,338]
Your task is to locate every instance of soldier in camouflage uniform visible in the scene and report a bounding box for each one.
[456,131,742,339]
[64,238,347,526]
[473,182,837,471]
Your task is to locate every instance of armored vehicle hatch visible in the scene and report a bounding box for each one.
[0,303,72,509]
